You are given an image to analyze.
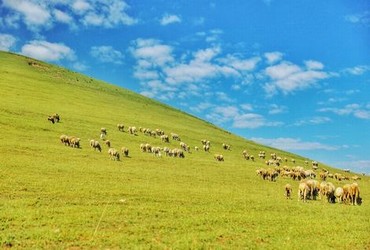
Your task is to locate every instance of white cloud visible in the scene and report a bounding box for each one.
[343,65,370,75]
[90,46,124,64]
[53,9,73,24]
[268,104,287,115]
[345,11,370,25]
[319,103,370,120]
[131,39,174,67]
[72,61,88,71]
[233,113,282,128]
[264,51,283,64]
[304,60,324,70]
[251,137,339,151]
[293,116,331,126]
[3,0,51,29]
[160,14,181,25]
[21,40,75,62]
[2,0,138,31]
[334,160,370,174]
[0,33,17,51]
[263,60,330,96]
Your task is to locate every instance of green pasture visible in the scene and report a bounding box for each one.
[0,51,369,249]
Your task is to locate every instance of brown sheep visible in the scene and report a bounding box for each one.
[334,187,344,203]
[305,179,319,200]
[121,147,129,157]
[105,140,111,148]
[90,140,101,152]
[108,148,120,161]
[321,182,336,203]
[60,134,69,146]
[214,154,224,161]
[349,182,360,205]
[117,124,124,132]
[69,136,80,148]
[298,182,310,202]
[285,184,292,199]
[48,113,60,124]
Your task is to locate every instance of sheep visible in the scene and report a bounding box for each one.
[242,150,250,160]
[171,133,181,141]
[222,143,231,150]
[258,151,266,159]
[100,133,106,141]
[298,182,310,202]
[156,129,165,136]
[121,147,129,157]
[117,124,125,132]
[349,182,360,205]
[321,182,336,203]
[90,140,101,152]
[203,144,210,152]
[343,169,350,173]
[101,128,107,135]
[319,171,327,181]
[69,136,80,148]
[152,147,162,157]
[352,175,361,181]
[214,154,224,161]
[305,179,320,200]
[60,134,69,146]
[140,143,146,152]
[108,148,120,161]
[145,143,152,153]
[194,146,199,151]
[334,187,344,203]
[128,126,137,135]
[105,140,111,148]
[285,184,292,199]
[160,134,169,143]
[48,113,60,124]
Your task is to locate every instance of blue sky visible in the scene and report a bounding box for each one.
[1,0,369,173]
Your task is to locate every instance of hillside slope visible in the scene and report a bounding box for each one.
[0,51,369,249]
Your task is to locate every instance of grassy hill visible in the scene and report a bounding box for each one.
[0,51,369,249]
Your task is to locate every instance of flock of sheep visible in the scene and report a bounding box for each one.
[253,151,363,205]
[50,113,363,206]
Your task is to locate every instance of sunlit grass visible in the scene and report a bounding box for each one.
[0,51,369,249]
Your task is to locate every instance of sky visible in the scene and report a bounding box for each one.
[1,0,369,173]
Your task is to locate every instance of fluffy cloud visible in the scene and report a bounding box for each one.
[21,40,75,62]
[263,60,330,96]
[318,103,370,120]
[343,65,370,75]
[90,46,124,64]
[160,14,181,25]
[3,0,51,30]
[251,137,339,151]
[0,33,17,51]
[345,11,370,25]
[2,0,137,31]
[293,116,331,126]
[264,52,283,64]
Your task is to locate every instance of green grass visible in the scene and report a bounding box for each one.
[0,51,369,249]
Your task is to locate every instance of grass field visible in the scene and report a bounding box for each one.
[0,51,369,249]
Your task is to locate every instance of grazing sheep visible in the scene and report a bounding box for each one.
[305,179,320,200]
[69,136,80,148]
[48,113,60,123]
[285,184,292,199]
[203,144,210,152]
[128,126,137,135]
[222,143,231,150]
[121,147,129,157]
[101,128,107,135]
[352,175,361,181]
[334,187,344,203]
[60,134,69,146]
[321,182,336,203]
[214,154,224,161]
[108,148,120,161]
[152,147,162,157]
[258,151,266,159]
[194,146,199,151]
[90,139,101,152]
[319,171,328,181]
[171,133,181,141]
[349,183,360,205]
[117,124,125,132]
[160,134,169,143]
[298,182,310,202]
[104,140,111,148]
